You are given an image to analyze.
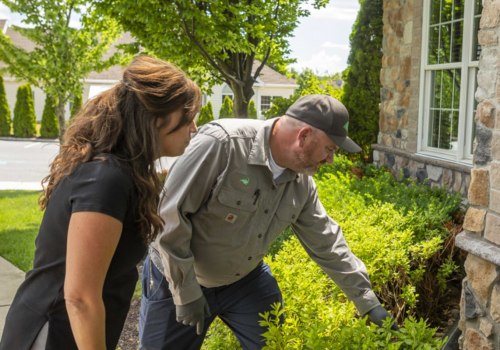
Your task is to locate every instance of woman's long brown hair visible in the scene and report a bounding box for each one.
[40,55,201,243]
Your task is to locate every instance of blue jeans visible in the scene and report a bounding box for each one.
[139,256,283,350]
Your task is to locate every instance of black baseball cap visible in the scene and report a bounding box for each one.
[286,94,361,153]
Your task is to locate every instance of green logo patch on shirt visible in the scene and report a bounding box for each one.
[240,177,250,186]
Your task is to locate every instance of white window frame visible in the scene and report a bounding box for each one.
[417,0,480,164]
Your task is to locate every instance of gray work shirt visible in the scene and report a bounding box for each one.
[151,118,380,315]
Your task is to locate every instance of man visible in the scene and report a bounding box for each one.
[139,95,396,349]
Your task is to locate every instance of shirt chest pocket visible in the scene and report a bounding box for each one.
[213,187,257,225]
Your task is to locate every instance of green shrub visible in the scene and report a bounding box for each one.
[248,99,257,119]
[0,76,11,136]
[219,96,234,119]
[13,84,37,138]
[197,101,214,127]
[40,95,59,139]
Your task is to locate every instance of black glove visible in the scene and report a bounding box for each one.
[175,295,211,335]
[366,305,399,330]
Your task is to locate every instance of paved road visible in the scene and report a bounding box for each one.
[0,139,60,190]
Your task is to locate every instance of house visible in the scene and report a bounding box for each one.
[0,20,296,122]
[376,1,500,348]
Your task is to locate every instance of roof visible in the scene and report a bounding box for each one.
[0,20,295,86]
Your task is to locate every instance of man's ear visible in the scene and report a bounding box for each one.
[297,126,312,147]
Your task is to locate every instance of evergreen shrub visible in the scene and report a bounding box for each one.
[40,95,59,138]
[13,84,37,138]
[219,96,234,119]
[70,92,82,119]
[248,99,257,119]
[0,76,11,136]
[197,101,214,127]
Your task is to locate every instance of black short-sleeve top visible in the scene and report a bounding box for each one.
[0,155,147,350]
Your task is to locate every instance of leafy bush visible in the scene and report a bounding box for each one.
[40,95,59,139]
[197,101,214,127]
[13,84,37,138]
[0,76,12,136]
[219,96,234,119]
[248,99,257,119]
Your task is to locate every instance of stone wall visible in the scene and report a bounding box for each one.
[454,0,500,349]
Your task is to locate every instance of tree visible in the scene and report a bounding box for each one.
[197,101,214,127]
[98,0,328,117]
[13,84,36,138]
[0,0,125,139]
[341,0,383,159]
[248,99,257,119]
[40,95,59,138]
[0,76,11,136]
[219,96,234,119]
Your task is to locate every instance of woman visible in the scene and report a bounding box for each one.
[0,55,201,349]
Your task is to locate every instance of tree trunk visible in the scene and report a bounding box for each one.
[230,80,255,118]
[56,97,66,142]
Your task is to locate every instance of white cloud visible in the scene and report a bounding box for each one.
[288,50,346,75]
[321,41,349,50]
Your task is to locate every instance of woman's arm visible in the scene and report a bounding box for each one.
[64,211,122,350]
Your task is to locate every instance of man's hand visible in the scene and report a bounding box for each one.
[366,305,399,330]
[175,295,211,335]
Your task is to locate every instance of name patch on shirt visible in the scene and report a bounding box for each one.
[225,213,238,224]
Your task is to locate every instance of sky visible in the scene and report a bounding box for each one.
[0,0,360,76]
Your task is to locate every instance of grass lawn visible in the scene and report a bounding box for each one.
[0,190,43,271]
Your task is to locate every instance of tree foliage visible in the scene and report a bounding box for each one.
[13,84,36,138]
[197,101,214,127]
[40,95,59,139]
[341,0,383,159]
[264,69,343,119]
[97,0,328,117]
[0,76,11,136]
[0,0,125,139]
[219,96,234,119]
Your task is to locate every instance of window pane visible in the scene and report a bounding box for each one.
[471,0,483,61]
[428,69,461,150]
[450,20,463,62]
[428,25,440,64]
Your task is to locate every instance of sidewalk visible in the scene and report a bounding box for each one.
[0,257,25,336]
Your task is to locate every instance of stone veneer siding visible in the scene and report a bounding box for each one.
[375,1,500,349]
[454,1,500,349]
[373,0,472,196]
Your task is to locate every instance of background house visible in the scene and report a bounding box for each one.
[376,1,500,348]
[0,20,296,122]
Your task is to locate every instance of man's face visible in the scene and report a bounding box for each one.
[293,128,338,176]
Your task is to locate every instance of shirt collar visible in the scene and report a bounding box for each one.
[248,117,298,184]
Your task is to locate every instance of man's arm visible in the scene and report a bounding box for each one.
[291,179,380,316]
[155,131,228,305]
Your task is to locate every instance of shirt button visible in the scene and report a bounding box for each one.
[292,214,296,219]
[257,234,263,238]
[235,273,240,276]
[236,200,241,205]
[248,256,252,260]
[264,209,269,214]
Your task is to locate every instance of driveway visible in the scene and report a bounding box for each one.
[0,138,60,190]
